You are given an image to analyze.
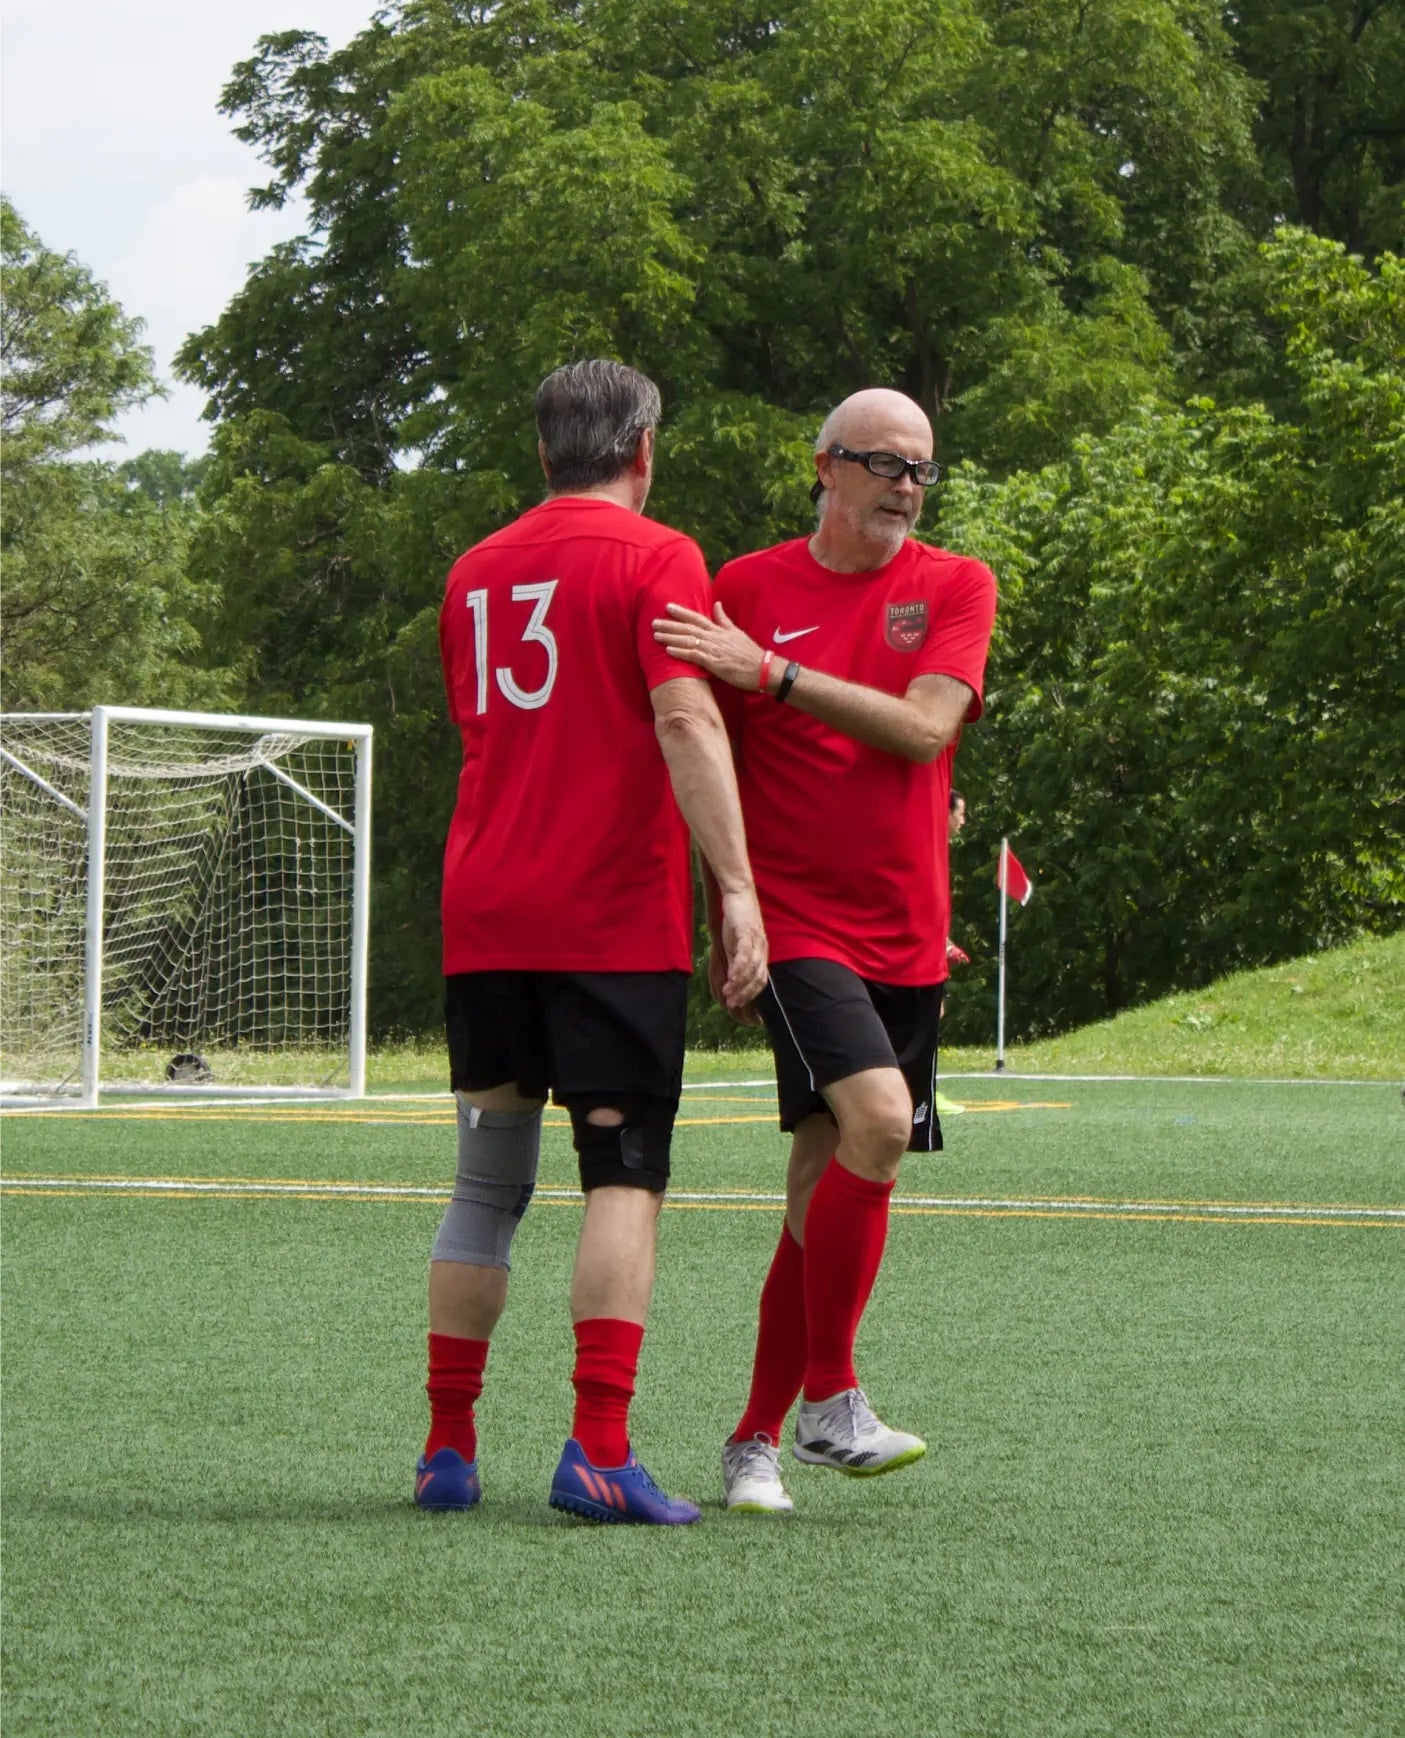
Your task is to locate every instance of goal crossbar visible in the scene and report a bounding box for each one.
[94,705,373,738]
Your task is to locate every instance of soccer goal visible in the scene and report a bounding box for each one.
[0,707,372,1107]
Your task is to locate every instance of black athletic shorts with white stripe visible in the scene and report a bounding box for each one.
[757,958,945,1152]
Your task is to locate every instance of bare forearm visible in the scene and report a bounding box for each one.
[764,661,955,761]
[656,711,755,895]
[654,601,969,763]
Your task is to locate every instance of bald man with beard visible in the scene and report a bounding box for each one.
[655,389,997,1514]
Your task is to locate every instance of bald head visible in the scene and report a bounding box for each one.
[809,387,935,570]
[816,389,932,458]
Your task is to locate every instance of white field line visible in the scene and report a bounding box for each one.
[939,1072,1393,1087]
[4,1075,1394,1114]
[3,1174,1401,1222]
[694,1074,1395,1088]
[0,1082,779,1114]
[681,1081,774,1090]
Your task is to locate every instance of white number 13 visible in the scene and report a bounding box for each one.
[465,581,559,713]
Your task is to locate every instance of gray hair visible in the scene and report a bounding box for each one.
[534,360,662,491]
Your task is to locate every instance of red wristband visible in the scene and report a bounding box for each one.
[759,649,775,693]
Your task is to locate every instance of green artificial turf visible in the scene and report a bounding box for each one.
[3,1079,1403,1735]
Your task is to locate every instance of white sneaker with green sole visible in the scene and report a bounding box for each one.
[792,1388,926,1477]
[722,1432,795,1513]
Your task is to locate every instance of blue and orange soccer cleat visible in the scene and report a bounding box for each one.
[414,1447,481,1511]
[548,1438,701,1525]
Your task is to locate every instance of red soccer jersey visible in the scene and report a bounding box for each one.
[439,496,709,974]
[714,536,997,984]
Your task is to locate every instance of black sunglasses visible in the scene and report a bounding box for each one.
[809,443,942,502]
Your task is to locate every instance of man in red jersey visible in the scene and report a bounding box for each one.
[418,360,767,1526]
[654,387,996,1514]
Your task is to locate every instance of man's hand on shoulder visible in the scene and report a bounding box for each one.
[654,602,768,694]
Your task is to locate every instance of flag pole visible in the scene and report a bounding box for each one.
[996,837,1009,1072]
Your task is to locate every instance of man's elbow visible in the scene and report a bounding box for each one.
[908,721,959,764]
[655,703,724,755]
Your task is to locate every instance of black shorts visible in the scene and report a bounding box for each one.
[757,958,944,1152]
[444,970,688,1111]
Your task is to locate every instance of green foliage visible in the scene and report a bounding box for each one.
[1,458,227,712]
[1229,0,1405,259]
[0,203,231,712]
[176,0,1264,1032]
[4,13,1396,1051]
[0,198,156,465]
[940,229,1405,1040]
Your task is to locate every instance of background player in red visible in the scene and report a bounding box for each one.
[420,360,766,1525]
[945,795,971,963]
[654,388,996,1514]
[936,787,970,1113]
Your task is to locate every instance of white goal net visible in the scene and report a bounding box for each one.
[1,707,371,1105]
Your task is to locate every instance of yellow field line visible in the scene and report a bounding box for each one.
[14,1111,785,1127]
[891,1206,1405,1229]
[4,1189,1398,1228]
[956,1100,1071,1113]
[1,1171,791,1192]
[5,1171,1398,1214]
[5,1100,1070,1127]
[4,1175,1400,1229]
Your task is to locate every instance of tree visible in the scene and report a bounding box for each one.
[1,202,229,711]
[939,230,1404,1041]
[177,0,1265,1032]
[1229,0,1405,259]
[1,197,156,464]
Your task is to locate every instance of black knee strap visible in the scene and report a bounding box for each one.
[569,1096,675,1194]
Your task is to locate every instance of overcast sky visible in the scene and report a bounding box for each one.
[2,0,379,456]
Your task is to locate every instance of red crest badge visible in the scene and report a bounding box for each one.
[885,601,928,652]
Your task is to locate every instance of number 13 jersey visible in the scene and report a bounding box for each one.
[439,496,709,974]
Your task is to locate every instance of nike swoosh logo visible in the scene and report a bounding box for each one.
[773,626,819,643]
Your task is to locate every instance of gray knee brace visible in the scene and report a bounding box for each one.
[430,1097,542,1271]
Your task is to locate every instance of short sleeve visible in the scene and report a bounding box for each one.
[915,557,998,721]
[634,536,713,690]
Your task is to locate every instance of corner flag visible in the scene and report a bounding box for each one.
[997,842,1033,905]
[995,838,1034,1071]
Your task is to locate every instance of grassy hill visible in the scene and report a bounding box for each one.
[940,929,1405,1081]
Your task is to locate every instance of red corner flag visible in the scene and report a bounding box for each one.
[997,841,1033,906]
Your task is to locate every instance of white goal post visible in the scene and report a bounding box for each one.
[1,706,372,1107]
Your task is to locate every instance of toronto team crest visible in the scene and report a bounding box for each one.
[885,601,929,651]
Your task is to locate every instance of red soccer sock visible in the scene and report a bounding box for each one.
[734,1223,807,1443]
[424,1331,490,1463]
[802,1159,895,1402]
[570,1317,645,1468]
